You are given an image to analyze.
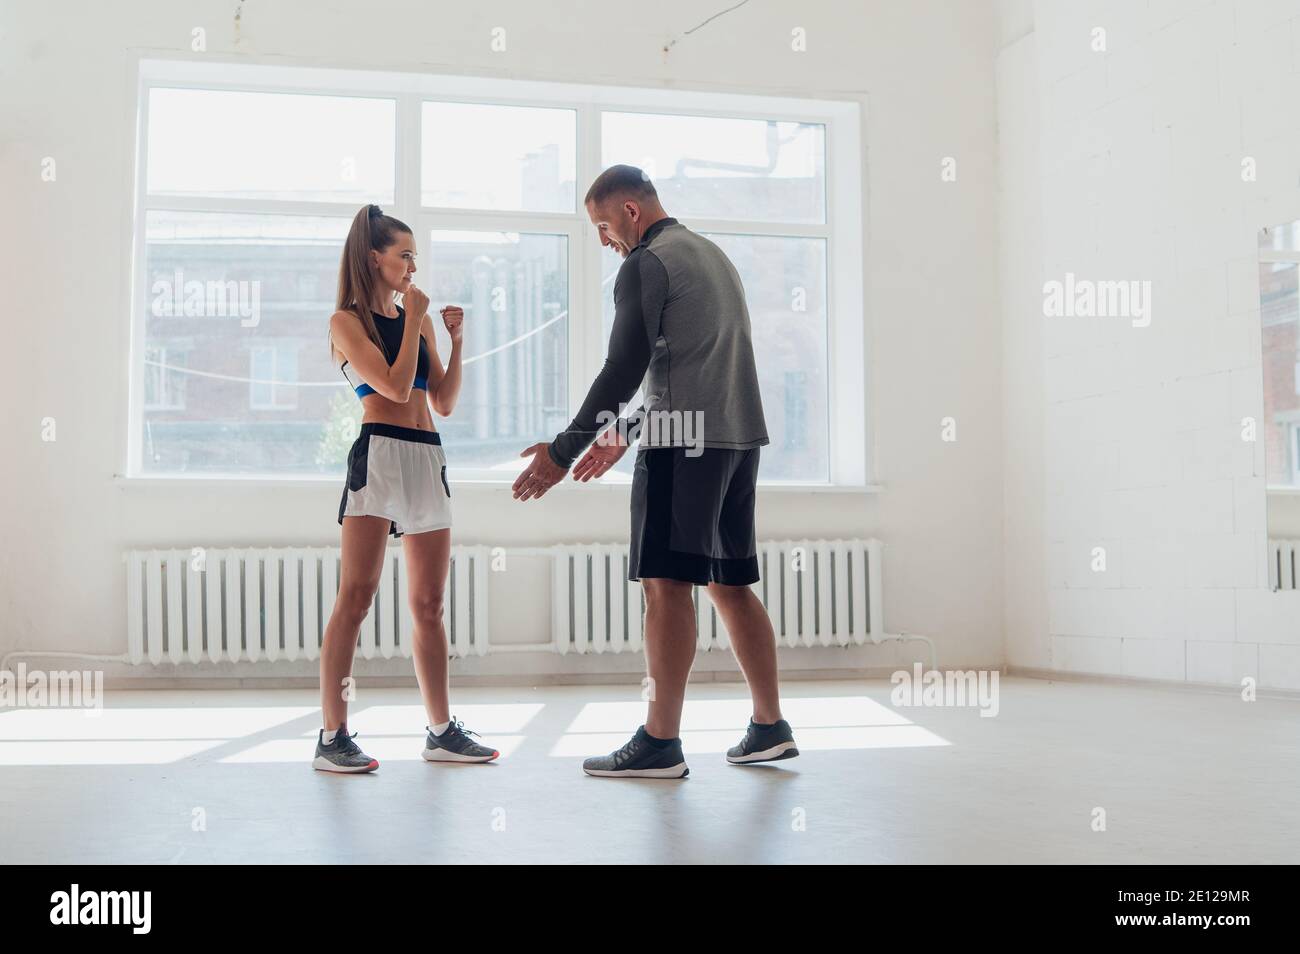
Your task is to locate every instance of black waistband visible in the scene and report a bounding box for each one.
[358,422,442,444]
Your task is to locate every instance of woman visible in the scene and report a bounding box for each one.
[314,204,498,772]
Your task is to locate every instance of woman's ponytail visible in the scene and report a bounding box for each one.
[328,204,412,366]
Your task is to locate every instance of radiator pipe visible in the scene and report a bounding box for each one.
[1,650,131,675]
[875,633,939,672]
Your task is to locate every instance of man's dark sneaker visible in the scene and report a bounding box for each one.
[422,717,500,763]
[582,726,689,778]
[726,718,799,764]
[312,726,379,773]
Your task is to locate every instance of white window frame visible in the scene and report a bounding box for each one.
[1290,422,1300,484]
[127,56,866,486]
[1262,228,1300,492]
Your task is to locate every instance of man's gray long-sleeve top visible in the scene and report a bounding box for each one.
[547,216,769,469]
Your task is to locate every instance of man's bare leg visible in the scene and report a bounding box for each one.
[642,577,698,739]
[707,582,783,724]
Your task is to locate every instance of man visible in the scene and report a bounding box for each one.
[514,164,798,779]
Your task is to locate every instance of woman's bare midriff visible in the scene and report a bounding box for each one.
[360,390,437,432]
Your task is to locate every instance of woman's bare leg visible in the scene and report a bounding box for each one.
[401,527,452,726]
[319,515,392,730]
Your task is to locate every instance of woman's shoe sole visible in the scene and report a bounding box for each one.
[312,756,379,773]
[422,748,499,763]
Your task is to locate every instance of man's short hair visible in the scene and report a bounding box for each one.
[584,164,658,207]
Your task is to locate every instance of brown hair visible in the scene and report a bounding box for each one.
[584,164,658,207]
[328,204,412,366]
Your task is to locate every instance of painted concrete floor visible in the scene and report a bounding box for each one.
[1,676,1296,864]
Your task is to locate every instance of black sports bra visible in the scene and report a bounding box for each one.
[339,306,430,399]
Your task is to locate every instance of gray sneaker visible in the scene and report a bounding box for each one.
[422,717,499,763]
[726,718,799,764]
[312,726,379,773]
[582,726,689,779]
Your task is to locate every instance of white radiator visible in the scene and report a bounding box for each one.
[1269,538,1299,591]
[551,538,884,654]
[124,538,887,665]
[124,545,491,665]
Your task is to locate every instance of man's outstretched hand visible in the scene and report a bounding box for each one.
[572,427,630,482]
[513,443,568,501]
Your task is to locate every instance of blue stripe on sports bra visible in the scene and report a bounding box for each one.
[353,375,427,399]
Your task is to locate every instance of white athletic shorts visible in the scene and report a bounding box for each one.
[337,423,452,537]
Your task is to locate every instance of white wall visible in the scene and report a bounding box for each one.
[0,0,1002,675]
[998,10,1049,671]
[999,0,1300,689]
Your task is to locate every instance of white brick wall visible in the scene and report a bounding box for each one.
[1259,644,1300,689]
[1007,0,1300,688]
[1186,640,1258,683]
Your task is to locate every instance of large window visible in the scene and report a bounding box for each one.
[1260,220,1300,489]
[130,59,864,484]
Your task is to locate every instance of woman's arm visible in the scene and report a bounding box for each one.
[331,307,425,405]
[425,306,464,417]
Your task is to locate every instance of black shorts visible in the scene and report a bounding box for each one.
[628,446,761,586]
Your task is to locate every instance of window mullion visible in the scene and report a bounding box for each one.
[139,195,374,219]
[571,101,604,430]
[418,209,577,233]
[671,219,828,239]
[395,93,421,226]
[128,73,149,476]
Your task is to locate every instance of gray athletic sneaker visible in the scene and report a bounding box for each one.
[422,717,499,763]
[726,718,799,764]
[582,726,689,779]
[312,725,379,773]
